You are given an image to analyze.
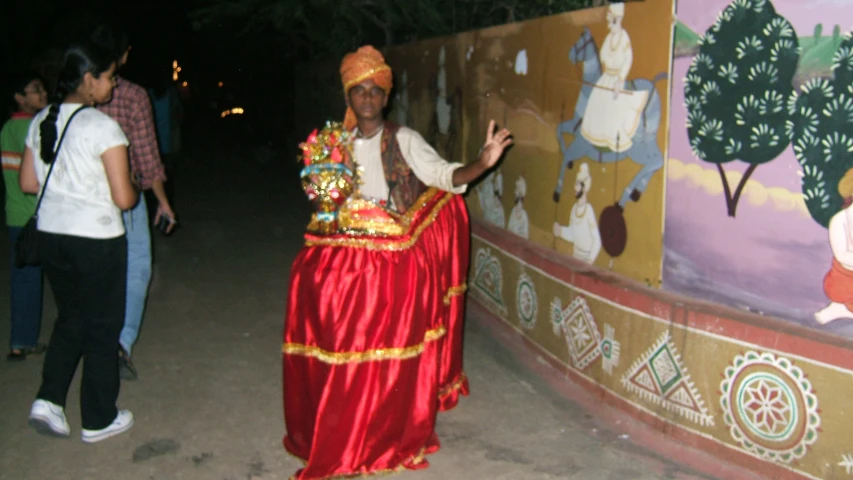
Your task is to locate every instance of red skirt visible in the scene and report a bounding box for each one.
[283,189,470,479]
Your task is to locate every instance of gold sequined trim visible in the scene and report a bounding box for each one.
[304,189,453,251]
[337,196,408,236]
[442,283,468,306]
[284,449,308,466]
[283,326,446,365]
[286,446,429,480]
[344,65,392,92]
[439,372,468,399]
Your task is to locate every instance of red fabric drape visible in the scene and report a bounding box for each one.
[283,189,470,479]
[824,258,853,311]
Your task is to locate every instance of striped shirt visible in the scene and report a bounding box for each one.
[1,113,37,226]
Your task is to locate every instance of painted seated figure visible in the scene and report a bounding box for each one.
[580,2,649,153]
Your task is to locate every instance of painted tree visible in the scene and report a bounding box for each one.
[789,31,853,227]
[685,0,800,217]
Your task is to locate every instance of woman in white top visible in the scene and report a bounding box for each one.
[19,41,138,443]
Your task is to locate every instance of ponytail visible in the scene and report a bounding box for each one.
[39,70,73,164]
[37,41,113,164]
[39,104,61,164]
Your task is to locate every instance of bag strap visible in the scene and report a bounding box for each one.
[34,105,90,216]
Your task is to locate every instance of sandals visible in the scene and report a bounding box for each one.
[6,343,47,362]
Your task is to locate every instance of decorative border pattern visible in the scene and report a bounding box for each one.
[471,248,508,316]
[601,324,620,375]
[839,454,853,475]
[621,331,714,427]
[550,296,620,371]
[720,351,820,464]
[516,272,538,330]
[469,232,851,480]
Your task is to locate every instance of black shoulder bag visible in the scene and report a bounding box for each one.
[15,106,89,268]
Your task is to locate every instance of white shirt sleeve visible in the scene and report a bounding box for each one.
[558,224,574,242]
[396,127,467,194]
[90,116,129,156]
[25,115,41,152]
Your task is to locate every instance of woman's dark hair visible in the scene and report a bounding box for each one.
[39,42,114,164]
[90,23,130,64]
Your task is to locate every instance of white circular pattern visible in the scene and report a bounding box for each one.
[515,273,538,330]
[719,351,819,464]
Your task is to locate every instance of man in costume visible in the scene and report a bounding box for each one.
[817,168,853,324]
[282,45,512,479]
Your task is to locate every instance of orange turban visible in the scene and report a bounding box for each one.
[340,45,393,130]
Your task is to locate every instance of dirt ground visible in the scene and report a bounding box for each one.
[0,122,716,480]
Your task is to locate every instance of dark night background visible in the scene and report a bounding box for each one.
[2,0,604,157]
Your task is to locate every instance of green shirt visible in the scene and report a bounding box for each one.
[1,113,37,226]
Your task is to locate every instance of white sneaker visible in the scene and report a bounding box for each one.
[28,399,71,437]
[81,410,134,443]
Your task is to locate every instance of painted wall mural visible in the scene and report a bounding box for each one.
[665,0,853,339]
[384,0,674,286]
[472,231,853,479]
[470,232,853,479]
[376,1,853,477]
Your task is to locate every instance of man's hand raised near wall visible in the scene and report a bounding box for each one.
[478,120,513,169]
[451,120,514,187]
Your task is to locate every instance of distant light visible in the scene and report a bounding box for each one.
[218,81,224,87]
[173,60,182,81]
[221,107,245,118]
[182,81,188,87]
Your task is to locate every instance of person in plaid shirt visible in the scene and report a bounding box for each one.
[92,24,177,380]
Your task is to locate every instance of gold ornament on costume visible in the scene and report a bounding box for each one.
[298,120,420,238]
[299,122,357,235]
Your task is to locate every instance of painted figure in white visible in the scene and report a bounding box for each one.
[816,169,853,324]
[478,170,506,228]
[435,47,452,136]
[508,175,529,239]
[514,49,529,76]
[553,163,601,264]
[580,2,648,153]
[394,70,409,126]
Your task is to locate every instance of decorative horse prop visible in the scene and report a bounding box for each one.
[554,27,668,209]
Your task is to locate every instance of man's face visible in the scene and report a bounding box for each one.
[607,12,622,30]
[575,179,586,200]
[16,79,48,113]
[347,78,388,122]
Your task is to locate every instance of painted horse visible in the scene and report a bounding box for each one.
[554,27,668,209]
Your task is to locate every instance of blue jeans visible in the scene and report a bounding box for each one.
[119,196,152,355]
[8,226,44,350]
